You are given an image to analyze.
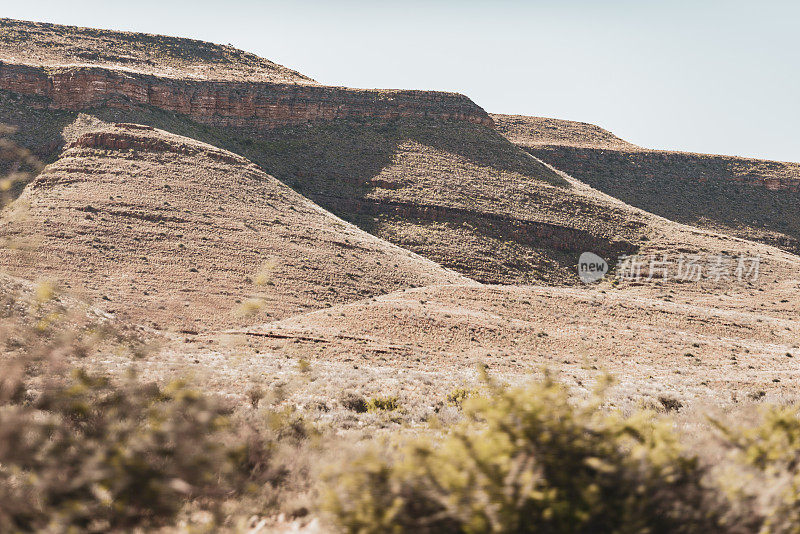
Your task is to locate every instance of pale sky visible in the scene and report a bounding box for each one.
[1,0,798,162]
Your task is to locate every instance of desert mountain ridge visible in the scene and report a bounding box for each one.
[0,17,316,83]
[3,18,800,531]
[1,17,799,429]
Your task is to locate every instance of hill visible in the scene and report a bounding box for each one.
[0,17,315,83]
[0,18,647,287]
[0,92,646,286]
[493,113,800,254]
[234,212,800,408]
[0,123,468,332]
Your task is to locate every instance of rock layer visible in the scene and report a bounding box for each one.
[0,60,493,129]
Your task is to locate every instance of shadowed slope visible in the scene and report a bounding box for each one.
[0,97,648,285]
[493,113,800,255]
[166,118,647,285]
[0,124,468,331]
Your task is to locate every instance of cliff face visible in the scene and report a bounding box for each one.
[0,60,494,129]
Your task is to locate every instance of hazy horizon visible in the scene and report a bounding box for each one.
[2,0,798,162]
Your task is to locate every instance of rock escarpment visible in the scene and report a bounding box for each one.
[0,19,493,130]
[0,60,493,129]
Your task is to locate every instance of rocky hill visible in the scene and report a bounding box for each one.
[0,124,467,332]
[493,114,800,254]
[0,19,652,286]
[2,18,798,295]
[0,19,492,136]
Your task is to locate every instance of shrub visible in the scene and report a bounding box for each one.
[247,385,266,408]
[367,396,399,412]
[323,374,720,533]
[713,405,800,533]
[446,387,478,407]
[0,124,44,204]
[341,392,368,413]
[659,395,683,412]
[0,369,252,532]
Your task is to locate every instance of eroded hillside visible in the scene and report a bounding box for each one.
[0,124,467,332]
[0,65,642,285]
[493,114,800,254]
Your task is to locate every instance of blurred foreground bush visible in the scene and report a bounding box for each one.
[323,374,722,533]
[714,405,800,534]
[0,369,252,531]
[0,278,310,531]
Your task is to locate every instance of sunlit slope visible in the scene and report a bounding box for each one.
[0,17,315,83]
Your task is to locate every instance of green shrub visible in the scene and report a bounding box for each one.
[446,387,478,407]
[323,374,720,533]
[367,396,399,412]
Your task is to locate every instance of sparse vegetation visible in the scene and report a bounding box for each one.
[0,369,250,531]
[322,374,800,533]
[0,307,314,532]
[341,392,369,413]
[658,395,683,412]
[713,405,800,533]
[3,284,800,533]
[446,387,477,407]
